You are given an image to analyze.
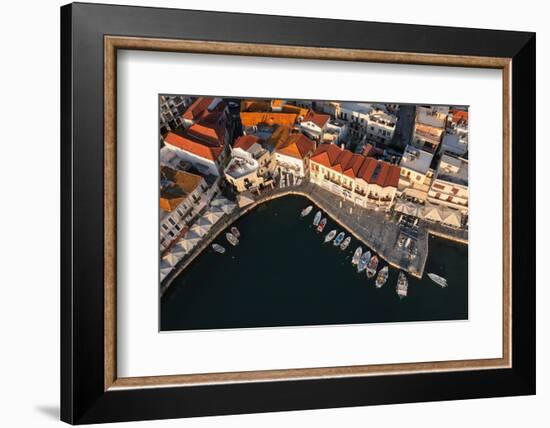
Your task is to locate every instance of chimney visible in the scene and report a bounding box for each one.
[341,143,345,150]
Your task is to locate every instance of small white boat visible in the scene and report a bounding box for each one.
[396,272,408,298]
[301,205,313,217]
[317,217,327,233]
[375,266,388,288]
[313,211,322,226]
[352,246,363,265]
[340,236,351,250]
[230,226,240,238]
[357,250,371,273]
[366,255,379,278]
[324,229,337,243]
[212,244,225,254]
[428,273,448,288]
[225,232,239,246]
[333,232,345,246]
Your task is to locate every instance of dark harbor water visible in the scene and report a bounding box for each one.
[161,195,468,331]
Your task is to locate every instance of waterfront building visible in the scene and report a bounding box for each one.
[159,95,192,134]
[337,102,372,141]
[441,109,469,157]
[309,143,400,209]
[427,154,469,214]
[160,166,217,251]
[398,145,435,202]
[323,119,348,145]
[163,132,225,176]
[299,111,330,141]
[274,133,316,178]
[365,108,397,146]
[181,96,227,128]
[411,106,448,153]
[224,135,274,192]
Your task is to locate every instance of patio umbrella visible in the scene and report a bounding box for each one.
[180,230,201,251]
[442,209,461,227]
[422,205,443,222]
[204,208,223,223]
[191,220,211,237]
[161,253,180,267]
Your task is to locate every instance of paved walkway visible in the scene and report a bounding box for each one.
[161,181,468,294]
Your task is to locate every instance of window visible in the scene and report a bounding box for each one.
[162,224,169,231]
[168,218,176,226]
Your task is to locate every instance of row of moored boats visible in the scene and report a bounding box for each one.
[211,227,241,254]
[301,205,448,297]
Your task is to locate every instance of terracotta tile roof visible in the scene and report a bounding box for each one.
[182,97,214,121]
[311,143,400,188]
[309,143,344,168]
[164,132,223,162]
[233,135,261,151]
[240,111,298,127]
[276,133,316,159]
[160,166,204,212]
[450,109,468,124]
[303,111,330,129]
[415,123,444,140]
[187,111,226,146]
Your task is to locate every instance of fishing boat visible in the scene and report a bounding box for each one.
[427,273,448,288]
[375,266,388,288]
[316,217,327,233]
[225,232,239,246]
[301,205,313,217]
[340,236,351,250]
[212,244,225,254]
[366,255,379,278]
[313,211,322,226]
[324,229,337,243]
[357,250,371,273]
[230,226,240,238]
[351,246,363,264]
[333,232,345,246]
[396,272,408,298]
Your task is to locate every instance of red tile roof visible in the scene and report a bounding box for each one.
[276,133,316,159]
[187,111,226,146]
[310,143,399,188]
[182,97,226,122]
[450,109,468,124]
[303,111,330,129]
[233,135,261,151]
[164,132,222,162]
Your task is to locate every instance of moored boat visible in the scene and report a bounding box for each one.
[313,211,322,226]
[396,271,408,298]
[357,250,371,273]
[301,205,313,217]
[324,229,337,243]
[427,273,448,288]
[340,236,351,250]
[366,255,379,278]
[352,246,363,265]
[212,243,226,254]
[225,232,239,246]
[333,232,345,246]
[230,226,240,238]
[316,217,327,232]
[375,266,388,288]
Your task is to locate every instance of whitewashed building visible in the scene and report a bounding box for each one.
[427,154,469,214]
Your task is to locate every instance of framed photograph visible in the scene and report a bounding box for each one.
[61,2,536,424]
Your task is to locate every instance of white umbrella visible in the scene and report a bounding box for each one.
[171,244,187,259]
[160,262,172,281]
[442,210,461,228]
[161,253,180,267]
[180,230,201,251]
[196,216,213,227]
[221,201,237,214]
[204,209,223,223]
[191,220,211,237]
[422,205,443,222]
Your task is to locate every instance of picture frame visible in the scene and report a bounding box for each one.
[60,2,536,424]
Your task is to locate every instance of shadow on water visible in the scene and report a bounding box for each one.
[161,195,468,331]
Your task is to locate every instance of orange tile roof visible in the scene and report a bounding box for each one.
[182,97,214,121]
[164,132,223,162]
[160,166,204,212]
[450,109,468,124]
[276,133,316,159]
[310,144,400,188]
[233,135,261,151]
[303,111,330,129]
[187,111,226,146]
[240,111,298,127]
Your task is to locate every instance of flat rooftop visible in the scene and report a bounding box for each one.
[399,145,434,175]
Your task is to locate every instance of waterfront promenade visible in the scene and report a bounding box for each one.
[161,181,468,295]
